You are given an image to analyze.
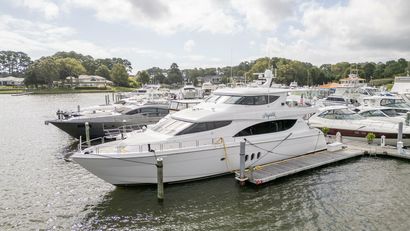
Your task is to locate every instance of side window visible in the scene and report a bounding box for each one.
[360,111,371,117]
[177,120,232,135]
[234,120,297,137]
[125,109,140,115]
[158,108,169,116]
[140,108,159,117]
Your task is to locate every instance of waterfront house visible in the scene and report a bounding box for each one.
[0,76,24,86]
[65,75,113,88]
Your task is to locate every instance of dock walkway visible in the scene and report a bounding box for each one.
[237,139,410,185]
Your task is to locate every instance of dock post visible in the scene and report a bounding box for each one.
[85,122,91,147]
[381,135,386,147]
[239,141,247,186]
[112,92,114,102]
[336,132,343,143]
[77,105,80,113]
[121,120,127,139]
[398,122,404,154]
[107,94,110,105]
[406,112,410,126]
[156,157,164,201]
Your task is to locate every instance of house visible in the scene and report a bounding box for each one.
[0,76,24,86]
[197,75,222,84]
[65,75,113,88]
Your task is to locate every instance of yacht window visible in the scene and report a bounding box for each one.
[319,109,363,120]
[381,109,402,117]
[205,95,221,103]
[225,95,279,105]
[151,118,193,135]
[234,120,297,137]
[224,96,242,104]
[380,99,409,108]
[361,110,385,117]
[124,108,140,115]
[176,120,232,135]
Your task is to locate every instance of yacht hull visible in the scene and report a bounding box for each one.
[72,130,326,185]
[47,116,161,139]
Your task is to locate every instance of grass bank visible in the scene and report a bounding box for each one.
[0,86,136,94]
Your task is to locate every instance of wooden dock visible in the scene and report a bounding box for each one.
[237,139,410,185]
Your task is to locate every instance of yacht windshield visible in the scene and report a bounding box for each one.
[151,118,193,136]
[380,99,410,108]
[319,108,363,120]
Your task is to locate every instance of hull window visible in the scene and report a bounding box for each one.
[234,119,297,137]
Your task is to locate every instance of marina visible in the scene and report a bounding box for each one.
[2,0,410,229]
[2,92,410,230]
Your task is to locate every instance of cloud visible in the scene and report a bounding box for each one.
[183,40,195,52]
[262,0,410,64]
[64,0,241,34]
[13,0,60,19]
[0,15,110,59]
[231,0,298,31]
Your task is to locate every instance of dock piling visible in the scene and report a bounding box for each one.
[398,122,404,154]
[406,112,410,126]
[238,141,247,186]
[156,157,164,201]
[381,135,386,147]
[336,132,343,143]
[77,105,80,113]
[85,122,91,147]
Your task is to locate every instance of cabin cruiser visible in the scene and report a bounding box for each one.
[308,106,410,145]
[71,87,327,185]
[358,95,410,110]
[178,83,201,99]
[46,104,169,139]
[201,82,216,96]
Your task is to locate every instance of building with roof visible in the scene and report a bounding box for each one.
[65,75,113,88]
[0,76,24,86]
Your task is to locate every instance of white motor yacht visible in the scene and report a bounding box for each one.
[72,87,327,185]
[309,106,410,145]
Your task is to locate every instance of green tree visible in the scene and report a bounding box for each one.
[56,57,86,81]
[137,71,150,84]
[168,63,183,84]
[153,72,167,84]
[110,64,129,86]
[0,51,32,76]
[95,64,111,80]
[24,57,59,87]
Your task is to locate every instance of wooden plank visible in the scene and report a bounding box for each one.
[246,149,363,185]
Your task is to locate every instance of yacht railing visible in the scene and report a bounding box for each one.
[103,124,145,139]
[91,136,238,155]
[88,133,321,155]
[78,136,106,151]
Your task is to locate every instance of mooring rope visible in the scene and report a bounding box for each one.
[244,133,293,168]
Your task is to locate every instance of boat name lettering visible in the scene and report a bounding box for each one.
[263,112,276,119]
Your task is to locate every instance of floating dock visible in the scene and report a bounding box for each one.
[236,139,410,185]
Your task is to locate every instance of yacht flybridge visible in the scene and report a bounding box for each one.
[72,87,327,185]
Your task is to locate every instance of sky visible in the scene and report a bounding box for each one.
[0,0,409,73]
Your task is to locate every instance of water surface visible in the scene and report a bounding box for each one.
[1,94,410,230]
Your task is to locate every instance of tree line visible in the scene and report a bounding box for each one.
[0,51,132,87]
[2,50,409,87]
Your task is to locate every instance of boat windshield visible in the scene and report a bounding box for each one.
[380,98,410,108]
[205,94,279,105]
[151,118,193,136]
[319,108,363,120]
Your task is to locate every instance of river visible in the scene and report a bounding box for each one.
[1,93,410,230]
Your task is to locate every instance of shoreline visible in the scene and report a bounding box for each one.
[0,87,135,95]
